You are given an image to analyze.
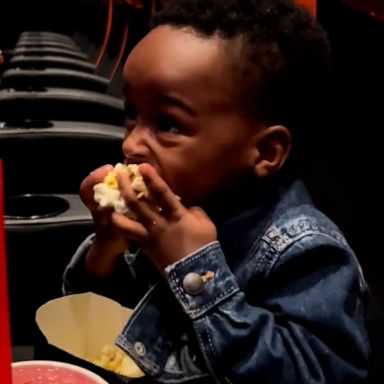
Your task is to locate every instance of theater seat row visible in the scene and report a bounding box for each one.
[0,31,125,351]
[0,32,124,124]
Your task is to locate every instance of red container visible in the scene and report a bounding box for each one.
[0,160,12,384]
[12,360,109,384]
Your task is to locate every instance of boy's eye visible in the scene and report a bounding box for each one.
[156,116,180,134]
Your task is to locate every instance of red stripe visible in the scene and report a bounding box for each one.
[0,160,12,384]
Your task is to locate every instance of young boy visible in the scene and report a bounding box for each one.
[63,0,370,382]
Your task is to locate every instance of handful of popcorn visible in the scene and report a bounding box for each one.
[91,344,144,378]
[93,163,148,218]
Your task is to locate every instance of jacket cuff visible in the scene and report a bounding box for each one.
[164,241,239,319]
[62,233,113,295]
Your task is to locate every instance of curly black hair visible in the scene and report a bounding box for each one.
[153,0,332,158]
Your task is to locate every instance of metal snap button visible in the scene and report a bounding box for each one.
[183,272,204,295]
[134,341,146,357]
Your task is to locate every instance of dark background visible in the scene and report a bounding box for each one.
[1,0,384,380]
[1,0,381,280]
[0,0,150,98]
[317,0,384,303]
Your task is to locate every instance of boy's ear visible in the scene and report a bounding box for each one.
[252,125,291,178]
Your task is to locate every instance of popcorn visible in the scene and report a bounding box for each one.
[93,163,148,218]
[91,344,144,378]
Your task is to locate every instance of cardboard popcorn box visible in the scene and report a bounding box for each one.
[35,292,145,382]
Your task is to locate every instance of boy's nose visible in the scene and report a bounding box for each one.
[122,125,150,162]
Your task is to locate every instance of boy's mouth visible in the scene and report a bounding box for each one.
[124,159,145,165]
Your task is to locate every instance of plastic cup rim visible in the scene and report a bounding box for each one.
[12,360,109,384]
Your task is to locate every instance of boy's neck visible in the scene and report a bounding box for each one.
[202,171,290,223]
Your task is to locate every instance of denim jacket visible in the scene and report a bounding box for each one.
[63,179,370,383]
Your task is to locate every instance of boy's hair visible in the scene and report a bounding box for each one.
[153,0,332,167]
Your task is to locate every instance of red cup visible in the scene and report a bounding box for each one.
[12,360,109,384]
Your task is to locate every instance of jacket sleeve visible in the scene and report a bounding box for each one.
[164,238,370,383]
[62,234,99,295]
[62,234,142,307]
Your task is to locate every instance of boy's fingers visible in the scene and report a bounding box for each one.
[118,171,160,226]
[139,163,183,218]
[189,206,209,219]
[81,164,114,193]
[112,212,149,241]
[91,164,114,182]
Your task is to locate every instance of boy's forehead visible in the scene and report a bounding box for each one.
[123,26,234,93]
[127,26,220,63]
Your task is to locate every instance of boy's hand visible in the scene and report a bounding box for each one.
[80,164,129,258]
[80,164,113,213]
[112,163,217,271]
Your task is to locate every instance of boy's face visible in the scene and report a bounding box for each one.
[122,26,263,206]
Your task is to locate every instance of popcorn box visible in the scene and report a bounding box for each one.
[35,292,145,381]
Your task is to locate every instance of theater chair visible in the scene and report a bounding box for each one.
[8,55,96,73]
[19,31,77,44]
[11,47,89,61]
[1,120,125,350]
[0,88,124,125]
[15,40,82,52]
[1,68,109,93]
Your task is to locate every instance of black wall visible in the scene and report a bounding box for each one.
[316,0,384,290]
[1,0,384,378]
[317,2,384,381]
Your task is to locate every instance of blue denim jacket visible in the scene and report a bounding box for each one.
[63,179,370,383]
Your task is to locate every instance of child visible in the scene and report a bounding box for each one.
[63,0,370,382]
